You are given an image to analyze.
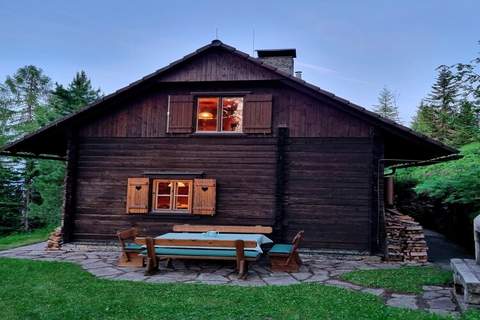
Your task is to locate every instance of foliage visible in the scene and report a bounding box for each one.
[405,42,480,251]
[452,100,480,146]
[397,143,480,208]
[29,160,66,227]
[411,100,436,137]
[29,71,101,228]
[0,258,458,320]
[340,267,451,294]
[37,71,102,125]
[0,227,52,251]
[0,158,23,235]
[2,65,51,134]
[411,46,480,147]
[0,66,101,234]
[373,87,401,122]
[0,65,51,231]
[413,66,459,144]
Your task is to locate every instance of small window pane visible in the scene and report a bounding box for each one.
[156,196,171,209]
[197,97,218,131]
[157,181,171,195]
[176,181,189,195]
[222,97,243,132]
[176,196,189,210]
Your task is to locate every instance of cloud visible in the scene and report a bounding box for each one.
[297,61,371,85]
[296,62,336,74]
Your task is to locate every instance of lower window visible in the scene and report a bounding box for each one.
[153,179,193,213]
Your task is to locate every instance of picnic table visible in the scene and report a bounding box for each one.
[136,231,273,278]
[156,232,273,253]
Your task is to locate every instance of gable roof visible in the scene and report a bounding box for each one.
[1,40,458,159]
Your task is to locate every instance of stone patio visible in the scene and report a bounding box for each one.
[0,242,459,317]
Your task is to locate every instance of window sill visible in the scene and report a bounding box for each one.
[148,212,200,220]
[191,132,247,137]
[151,211,191,216]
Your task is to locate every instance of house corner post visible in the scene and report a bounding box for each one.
[61,132,77,243]
[274,126,288,242]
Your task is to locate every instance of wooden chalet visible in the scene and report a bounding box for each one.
[1,40,458,254]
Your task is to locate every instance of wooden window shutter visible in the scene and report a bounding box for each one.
[126,178,149,214]
[243,94,273,134]
[167,95,194,133]
[193,179,216,215]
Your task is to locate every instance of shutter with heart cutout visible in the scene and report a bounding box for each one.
[192,179,216,215]
[126,178,149,214]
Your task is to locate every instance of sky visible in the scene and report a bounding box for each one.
[1,0,479,124]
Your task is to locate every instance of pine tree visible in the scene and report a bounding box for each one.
[1,66,51,231]
[411,100,436,136]
[4,66,51,134]
[452,100,480,146]
[373,87,400,122]
[0,87,23,234]
[425,65,460,143]
[52,71,101,117]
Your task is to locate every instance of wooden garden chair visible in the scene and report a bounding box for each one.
[268,230,304,272]
[117,227,144,267]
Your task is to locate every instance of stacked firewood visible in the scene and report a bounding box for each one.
[385,209,428,263]
[45,227,63,251]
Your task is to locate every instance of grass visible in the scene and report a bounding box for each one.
[0,227,52,251]
[340,266,452,294]
[0,258,461,320]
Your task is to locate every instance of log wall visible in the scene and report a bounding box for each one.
[72,136,374,250]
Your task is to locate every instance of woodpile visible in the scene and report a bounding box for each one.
[385,209,428,263]
[46,227,63,251]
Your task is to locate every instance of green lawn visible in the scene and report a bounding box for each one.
[0,258,458,320]
[0,227,52,251]
[340,266,452,294]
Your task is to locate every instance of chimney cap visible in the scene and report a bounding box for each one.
[256,49,297,58]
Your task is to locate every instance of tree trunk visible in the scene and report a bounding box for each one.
[21,159,34,231]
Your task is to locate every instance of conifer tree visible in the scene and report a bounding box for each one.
[411,100,435,136]
[425,66,460,143]
[0,66,51,231]
[373,87,400,122]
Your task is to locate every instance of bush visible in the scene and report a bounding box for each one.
[395,142,480,251]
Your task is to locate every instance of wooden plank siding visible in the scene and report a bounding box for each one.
[72,136,374,250]
[283,138,373,251]
[157,49,282,82]
[78,83,371,139]
[72,137,278,240]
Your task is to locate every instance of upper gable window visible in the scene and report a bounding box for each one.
[196,97,243,133]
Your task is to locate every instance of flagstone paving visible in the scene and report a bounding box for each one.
[0,242,460,317]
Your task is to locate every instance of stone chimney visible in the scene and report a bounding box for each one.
[256,49,297,75]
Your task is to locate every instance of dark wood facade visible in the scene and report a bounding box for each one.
[2,41,457,253]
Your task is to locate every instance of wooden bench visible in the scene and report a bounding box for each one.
[173,224,273,234]
[116,227,144,267]
[268,231,304,272]
[135,237,261,279]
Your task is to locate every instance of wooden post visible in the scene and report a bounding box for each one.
[145,237,159,275]
[61,132,77,243]
[235,240,247,279]
[274,126,288,242]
